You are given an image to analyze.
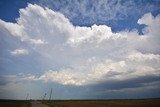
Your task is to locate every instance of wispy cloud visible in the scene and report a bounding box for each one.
[10,48,29,56]
[37,0,160,26]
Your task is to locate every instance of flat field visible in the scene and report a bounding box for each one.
[1,99,160,107]
[44,99,160,107]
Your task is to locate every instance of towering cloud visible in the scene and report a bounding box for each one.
[0,4,160,99]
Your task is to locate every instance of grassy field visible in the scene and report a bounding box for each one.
[0,100,31,107]
[43,99,160,107]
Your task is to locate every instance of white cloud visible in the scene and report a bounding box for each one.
[137,13,160,54]
[10,48,29,56]
[29,51,159,86]
[138,13,154,25]
[127,51,160,62]
[0,4,160,86]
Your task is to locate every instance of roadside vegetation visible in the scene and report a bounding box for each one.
[0,100,31,107]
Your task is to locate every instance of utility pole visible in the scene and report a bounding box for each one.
[26,93,29,100]
[49,88,52,100]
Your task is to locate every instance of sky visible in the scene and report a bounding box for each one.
[0,0,160,100]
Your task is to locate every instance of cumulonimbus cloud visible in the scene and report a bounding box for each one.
[0,4,160,86]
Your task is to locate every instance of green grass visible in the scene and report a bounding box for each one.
[0,100,31,107]
[42,98,160,107]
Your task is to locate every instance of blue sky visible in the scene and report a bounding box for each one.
[0,0,160,99]
[1,0,160,33]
